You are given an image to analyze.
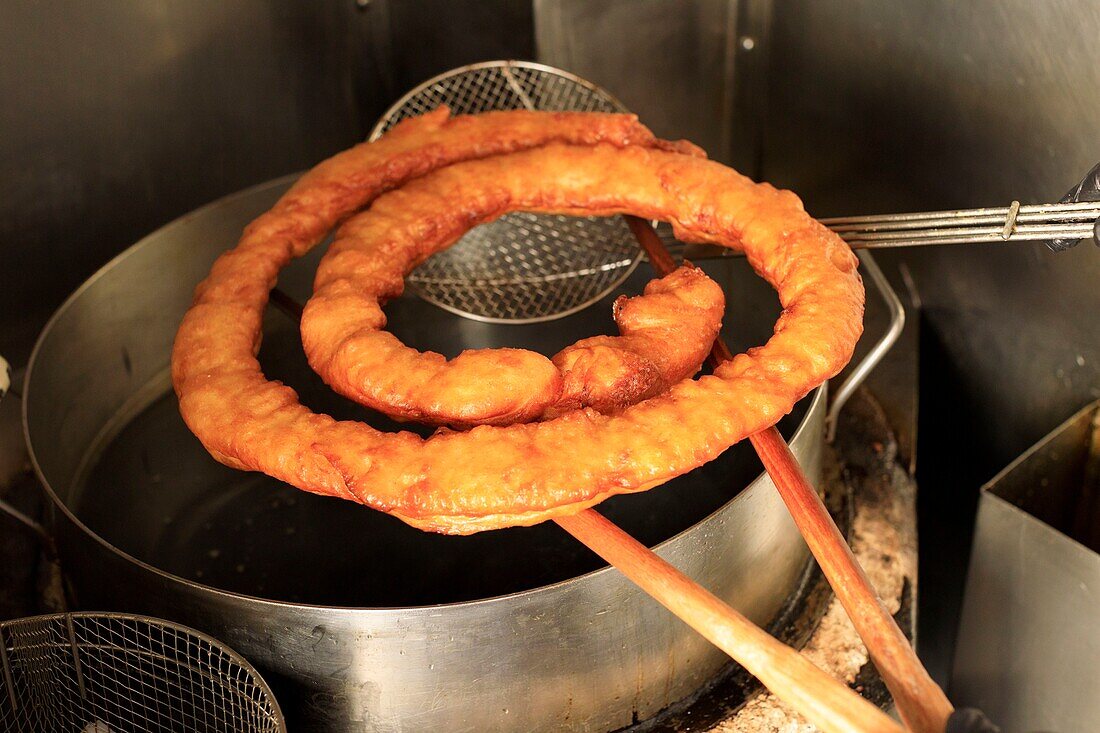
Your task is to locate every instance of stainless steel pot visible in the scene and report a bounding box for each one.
[23,176,837,732]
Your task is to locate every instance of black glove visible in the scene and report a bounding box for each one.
[1048,161,1100,251]
[946,708,1002,733]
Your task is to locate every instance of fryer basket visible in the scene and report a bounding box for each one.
[0,613,284,733]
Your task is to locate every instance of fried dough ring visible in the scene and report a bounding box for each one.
[545,265,725,419]
[302,170,726,426]
[172,112,863,535]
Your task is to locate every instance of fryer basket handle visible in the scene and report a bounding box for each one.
[825,250,905,442]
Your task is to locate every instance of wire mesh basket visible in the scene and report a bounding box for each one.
[0,613,285,733]
[369,60,643,323]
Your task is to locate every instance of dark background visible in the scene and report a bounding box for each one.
[0,0,535,364]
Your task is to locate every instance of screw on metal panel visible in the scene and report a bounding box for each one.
[355,0,370,8]
[740,36,756,51]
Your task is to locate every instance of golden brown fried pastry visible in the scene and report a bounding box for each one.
[172,111,863,535]
[549,265,724,417]
[302,154,726,426]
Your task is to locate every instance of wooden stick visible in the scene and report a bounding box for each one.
[555,510,903,733]
[625,215,953,733]
[749,428,952,732]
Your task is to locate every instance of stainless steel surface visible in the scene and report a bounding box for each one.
[952,402,1100,732]
[23,177,825,732]
[826,252,905,443]
[363,0,535,103]
[535,0,740,166]
[761,0,1100,463]
[0,1,375,365]
[369,61,642,323]
[821,200,1099,249]
[535,0,775,177]
[530,0,1098,477]
[756,0,1100,685]
[560,0,1098,685]
[0,612,284,733]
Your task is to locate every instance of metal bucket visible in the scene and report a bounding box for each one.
[23,176,828,732]
[951,401,1100,732]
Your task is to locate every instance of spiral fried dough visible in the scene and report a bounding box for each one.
[303,164,726,426]
[172,112,864,535]
[548,265,725,417]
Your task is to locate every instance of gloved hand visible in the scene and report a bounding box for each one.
[946,708,1002,733]
[1048,161,1100,251]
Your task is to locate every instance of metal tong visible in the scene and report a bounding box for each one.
[678,162,1100,259]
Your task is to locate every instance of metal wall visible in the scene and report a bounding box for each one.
[535,0,771,174]
[0,1,371,363]
[0,0,535,364]
[536,0,1100,466]
[374,0,534,99]
[533,0,1100,689]
[760,0,1100,687]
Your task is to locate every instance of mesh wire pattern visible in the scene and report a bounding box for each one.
[370,61,643,322]
[0,613,284,733]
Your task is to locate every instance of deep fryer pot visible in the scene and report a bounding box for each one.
[23,175,837,732]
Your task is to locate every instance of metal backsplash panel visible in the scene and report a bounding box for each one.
[0,0,539,364]
[534,0,773,171]
[371,0,535,99]
[757,0,1100,684]
[761,0,1100,457]
[0,1,376,363]
[534,0,1100,688]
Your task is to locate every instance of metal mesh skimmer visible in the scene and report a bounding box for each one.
[0,613,285,733]
[369,60,642,323]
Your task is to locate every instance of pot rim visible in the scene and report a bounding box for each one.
[23,175,826,616]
